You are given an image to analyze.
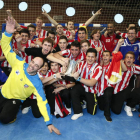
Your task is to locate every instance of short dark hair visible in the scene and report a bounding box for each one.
[127,27,137,33]
[67,21,74,26]
[108,22,116,27]
[125,51,135,59]
[47,30,55,37]
[42,38,54,47]
[50,61,60,66]
[103,50,111,56]
[27,24,36,31]
[71,40,81,49]
[80,40,90,47]
[126,23,136,28]
[90,29,100,39]
[19,29,30,37]
[59,35,68,42]
[86,48,97,57]
[78,27,87,34]
[56,24,63,28]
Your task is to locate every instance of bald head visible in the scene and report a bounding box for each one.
[27,57,44,75]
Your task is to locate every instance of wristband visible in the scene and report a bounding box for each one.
[53,74,57,79]
[76,76,81,82]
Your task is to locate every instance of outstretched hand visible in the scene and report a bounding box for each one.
[42,8,47,15]
[47,125,61,135]
[95,8,102,15]
[5,16,16,34]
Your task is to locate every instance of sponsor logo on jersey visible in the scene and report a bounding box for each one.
[106,39,110,42]
[24,84,29,88]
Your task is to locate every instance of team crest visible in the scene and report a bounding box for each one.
[24,84,29,88]
[134,46,137,51]
[114,40,117,44]
[15,70,20,75]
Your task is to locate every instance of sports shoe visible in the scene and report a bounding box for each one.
[22,106,31,114]
[104,115,112,122]
[131,107,137,111]
[71,113,83,120]
[124,105,133,116]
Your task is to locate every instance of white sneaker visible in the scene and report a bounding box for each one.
[124,105,133,116]
[131,107,137,111]
[66,107,71,115]
[71,113,83,120]
[22,106,31,114]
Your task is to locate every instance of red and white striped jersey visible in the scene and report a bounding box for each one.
[30,71,48,99]
[13,40,34,63]
[89,39,106,64]
[78,61,102,94]
[118,31,140,39]
[54,35,60,45]
[61,49,86,61]
[63,28,75,44]
[36,29,47,38]
[114,64,140,94]
[97,62,114,96]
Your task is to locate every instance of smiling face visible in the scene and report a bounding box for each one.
[107,24,115,35]
[28,27,36,39]
[86,52,96,65]
[27,57,43,75]
[78,30,86,41]
[42,41,52,55]
[127,29,137,43]
[50,62,60,73]
[58,39,68,51]
[92,30,100,41]
[70,46,80,58]
[81,42,90,53]
[124,53,135,67]
[39,62,49,75]
[21,33,29,44]
[36,19,43,30]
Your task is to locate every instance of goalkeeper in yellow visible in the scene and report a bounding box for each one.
[0,16,61,135]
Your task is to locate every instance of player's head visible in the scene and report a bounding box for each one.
[102,50,111,65]
[56,24,63,36]
[78,27,87,41]
[127,27,137,42]
[27,57,45,75]
[86,48,97,65]
[50,62,60,73]
[39,61,49,75]
[27,24,36,39]
[58,36,68,51]
[80,40,90,53]
[90,29,101,40]
[124,51,135,67]
[107,22,116,34]
[19,29,30,44]
[42,38,53,55]
[67,21,74,31]
[35,17,43,29]
[47,30,55,41]
[70,41,81,58]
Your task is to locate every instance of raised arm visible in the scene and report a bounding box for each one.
[114,39,124,52]
[84,8,102,27]
[1,16,24,67]
[42,9,58,26]
[15,34,25,52]
[6,10,21,28]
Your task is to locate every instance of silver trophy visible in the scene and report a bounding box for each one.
[65,60,79,76]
